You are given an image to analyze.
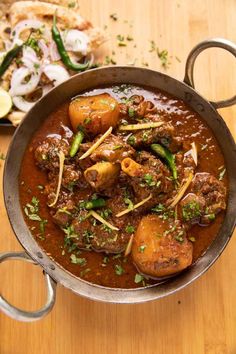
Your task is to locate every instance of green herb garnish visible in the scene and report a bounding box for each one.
[182,201,201,221]
[70,254,87,266]
[115,264,124,275]
[134,273,144,283]
[139,245,147,253]
[125,225,135,233]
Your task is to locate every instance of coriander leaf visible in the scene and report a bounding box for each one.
[115,264,124,275]
[134,273,144,283]
[125,225,135,233]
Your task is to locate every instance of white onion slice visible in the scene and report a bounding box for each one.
[63,29,89,55]
[12,96,35,112]
[49,41,61,61]
[22,46,40,72]
[43,64,70,86]
[11,20,49,43]
[10,67,41,96]
[38,39,50,62]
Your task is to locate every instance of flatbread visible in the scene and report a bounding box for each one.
[0,0,105,126]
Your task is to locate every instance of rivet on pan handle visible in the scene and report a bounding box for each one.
[0,251,57,322]
[184,38,236,109]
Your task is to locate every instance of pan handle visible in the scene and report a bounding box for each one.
[184,38,236,109]
[0,251,57,322]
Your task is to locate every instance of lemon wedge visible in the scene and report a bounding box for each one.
[0,88,12,118]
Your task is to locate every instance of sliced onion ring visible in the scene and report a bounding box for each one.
[22,46,40,72]
[63,29,89,55]
[49,41,61,61]
[38,39,50,62]
[11,20,50,43]
[10,67,41,96]
[43,64,70,86]
[12,96,35,112]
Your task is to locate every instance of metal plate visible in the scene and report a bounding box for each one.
[3,66,236,303]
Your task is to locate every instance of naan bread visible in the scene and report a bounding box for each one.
[9,1,92,30]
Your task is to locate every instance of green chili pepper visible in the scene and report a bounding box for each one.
[151,143,178,180]
[69,130,84,157]
[84,198,106,209]
[52,13,90,72]
[0,45,22,78]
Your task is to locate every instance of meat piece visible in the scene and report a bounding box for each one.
[132,215,193,278]
[90,134,135,163]
[71,212,94,249]
[84,162,120,191]
[121,152,174,209]
[179,193,206,225]
[91,226,128,253]
[175,152,196,181]
[127,123,182,153]
[191,172,226,216]
[179,173,226,225]
[34,137,69,171]
[75,142,94,170]
[119,95,158,118]
[52,208,72,227]
[62,164,81,190]
[70,206,130,253]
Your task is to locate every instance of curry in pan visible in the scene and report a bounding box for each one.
[19,84,227,288]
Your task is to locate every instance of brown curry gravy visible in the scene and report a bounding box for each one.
[19,85,227,288]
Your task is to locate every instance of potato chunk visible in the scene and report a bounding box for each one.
[132,215,193,278]
[69,93,120,135]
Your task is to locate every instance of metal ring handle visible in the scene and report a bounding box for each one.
[0,251,57,322]
[184,38,236,109]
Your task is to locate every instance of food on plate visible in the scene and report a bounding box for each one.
[0,87,12,118]
[69,94,120,134]
[0,1,105,125]
[19,85,227,288]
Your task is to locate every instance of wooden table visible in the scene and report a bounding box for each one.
[1,1,236,353]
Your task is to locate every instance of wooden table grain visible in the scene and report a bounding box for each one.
[1,1,236,353]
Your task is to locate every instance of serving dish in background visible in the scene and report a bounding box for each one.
[0,38,236,322]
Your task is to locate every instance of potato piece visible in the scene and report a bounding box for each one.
[69,93,120,134]
[84,161,120,190]
[132,215,193,278]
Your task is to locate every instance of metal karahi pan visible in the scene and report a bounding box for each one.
[1,38,236,322]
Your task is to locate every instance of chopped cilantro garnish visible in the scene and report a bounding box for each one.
[134,273,144,283]
[139,245,147,253]
[151,203,165,213]
[128,107,135,117]
[174,230,185,243]
[125,225,135,233]
[115,264,124,275]
[182,201,201,221]
[127,135,136,146]
[70,254,87,266]
[124,197,134,210]
[143,173,156,187]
